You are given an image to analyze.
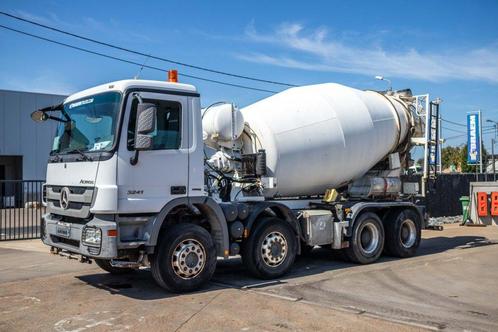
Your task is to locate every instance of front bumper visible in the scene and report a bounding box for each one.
[42,213,118,259]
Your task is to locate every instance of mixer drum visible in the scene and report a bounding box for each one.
[240,83,410,197]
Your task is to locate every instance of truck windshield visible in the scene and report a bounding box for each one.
[51,92,121,155]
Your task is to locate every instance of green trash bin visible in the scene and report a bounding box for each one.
[460,196,470,223]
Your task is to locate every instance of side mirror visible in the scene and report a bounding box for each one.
[134,103,157,151]
[31,110,48,122]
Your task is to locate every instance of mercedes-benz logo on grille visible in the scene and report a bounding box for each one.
[60,187,70,210]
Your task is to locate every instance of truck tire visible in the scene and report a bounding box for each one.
[94,259,134,274]
[241,217,297,279]
[149,223,217,293]
[345,212,384,264]
[384,209,421,258]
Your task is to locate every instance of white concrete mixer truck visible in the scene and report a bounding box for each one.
[32,77,428,292]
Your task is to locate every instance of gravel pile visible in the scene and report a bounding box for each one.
[428,215,462,225]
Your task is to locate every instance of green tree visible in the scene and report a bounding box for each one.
[460,144,488,173]
[441,146,461,170]
[440,144,488,172]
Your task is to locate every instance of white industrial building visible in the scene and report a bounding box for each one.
[0,89,67,181]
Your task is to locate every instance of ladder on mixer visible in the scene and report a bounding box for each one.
[422,100,440,195]
[426,101,440,179]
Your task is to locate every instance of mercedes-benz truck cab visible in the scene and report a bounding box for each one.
[40,79,208,269]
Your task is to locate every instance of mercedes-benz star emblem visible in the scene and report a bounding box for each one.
[60,187,70,210]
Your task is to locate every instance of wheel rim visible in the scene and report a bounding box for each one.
[171,239,206,279]
[261,231,288,267]
[358,221,380,255]
[400,219,417,248]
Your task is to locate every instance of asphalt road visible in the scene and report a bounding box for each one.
[0,223,497,331]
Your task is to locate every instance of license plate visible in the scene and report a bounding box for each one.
[56,222,71,238]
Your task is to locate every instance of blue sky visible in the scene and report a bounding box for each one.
[1,0,497,150]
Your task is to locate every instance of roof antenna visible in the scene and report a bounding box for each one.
[134,54,150,79]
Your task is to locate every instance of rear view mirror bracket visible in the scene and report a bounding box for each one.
[130,94,157,165]
[31,103,69,123]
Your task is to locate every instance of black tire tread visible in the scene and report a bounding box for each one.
[344,212,384,264]
[150,223,217,293]
[384,209,421,258]
[241,217,297,279]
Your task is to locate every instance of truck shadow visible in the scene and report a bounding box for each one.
[75,233,497,300]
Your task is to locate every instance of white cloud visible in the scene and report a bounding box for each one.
[239,22,498,83]
[14,10,66,27]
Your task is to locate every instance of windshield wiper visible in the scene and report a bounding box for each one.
[66,149,93,161]
[48,150,63,162]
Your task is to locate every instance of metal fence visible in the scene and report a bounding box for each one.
[402,173,489,217]
[0,175,486,239]
[0,180,45,241]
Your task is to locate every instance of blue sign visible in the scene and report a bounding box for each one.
[467,112,481,164]
[428,104,438,166]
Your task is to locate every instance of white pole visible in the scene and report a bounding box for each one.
[422,95,430,196]
[479,110,483,174]
[438,115,442,173]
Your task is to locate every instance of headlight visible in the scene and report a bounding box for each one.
[82,227,102,246]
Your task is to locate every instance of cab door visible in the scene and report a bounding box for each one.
[117,91,189,213]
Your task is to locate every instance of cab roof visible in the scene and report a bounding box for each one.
[64,79,198,103]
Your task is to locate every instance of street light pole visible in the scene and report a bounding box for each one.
[494,124,497,181]
[374,76,392,91]
[493,138,496,181]
[486,119,498,181]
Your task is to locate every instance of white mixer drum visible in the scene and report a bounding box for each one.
[240,83,410,197]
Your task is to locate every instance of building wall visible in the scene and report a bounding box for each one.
[0,90,67,180]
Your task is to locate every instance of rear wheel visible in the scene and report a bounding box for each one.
[345,212,384,264]
[384,209,421,258]
[94,259,134,274]
[150,223,217,293]
[242,217,297,279]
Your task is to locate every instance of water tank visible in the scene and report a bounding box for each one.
[202,103,245,148]
[240,83,411,197]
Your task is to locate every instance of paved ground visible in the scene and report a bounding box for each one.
[0,224,497,331]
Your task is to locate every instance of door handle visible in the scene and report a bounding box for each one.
[171,186,186,195]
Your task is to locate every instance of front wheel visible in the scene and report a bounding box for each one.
[242,217,297,279]
[150,223,217,293]
[344,212,384,264]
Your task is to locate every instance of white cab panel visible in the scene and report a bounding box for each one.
[188,96,206,196]
[91,155,118,213]
[117,91,190,213]
[46,159,99,187]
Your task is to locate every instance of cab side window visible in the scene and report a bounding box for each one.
[127,98,182,150]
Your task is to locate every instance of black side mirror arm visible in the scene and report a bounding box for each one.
[130,93,143,166]
[130,150,140,165]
